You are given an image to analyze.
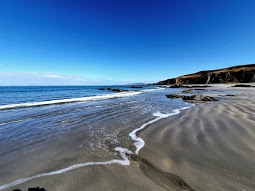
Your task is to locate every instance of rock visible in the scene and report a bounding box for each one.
[111,88,128,92]
[232,84,255,87]
[102,88,129,92]
[166,94,184,99]
[169,84,191,88]
[12,188,46,191]
[130,86,143,88]
[219,94,235,97]
[182,94,218,102]
[181,88,206,94]
[180,89,192,94]
[111,88,121,92]
[28,188,46,191]
[166,94,218,102]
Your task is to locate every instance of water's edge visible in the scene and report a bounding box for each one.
[0,105,193,190]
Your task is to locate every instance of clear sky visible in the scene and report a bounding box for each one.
[0,0,255,85]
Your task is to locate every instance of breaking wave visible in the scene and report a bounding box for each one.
[0,91,142,110]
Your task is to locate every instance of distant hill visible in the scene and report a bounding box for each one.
[155,64,255,85]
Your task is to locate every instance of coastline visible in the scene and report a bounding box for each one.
[1,85,255,190]
[139,85,255,190]
[0,101,193,191]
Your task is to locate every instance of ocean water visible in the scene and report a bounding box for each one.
[0,86,156,106]
[0,85,193,190]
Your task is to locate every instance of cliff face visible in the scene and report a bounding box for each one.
[156,64,255,85]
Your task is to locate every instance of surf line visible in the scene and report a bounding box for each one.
[0,91,142,110]
[0,106,193,190]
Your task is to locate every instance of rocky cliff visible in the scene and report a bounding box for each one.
[156,64,255,85]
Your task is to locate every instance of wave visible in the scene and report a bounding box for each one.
[142,87,164,92]
[0,91,142,110]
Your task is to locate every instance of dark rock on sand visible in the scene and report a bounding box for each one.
[169,84,191,88]
[28,188,46,191]
[99,88,105,90]
[232,84,255,87]
[182,94,218,102]
[180,89,206,94]
[13,187,46,191]
[166,94,184,99]
[170,84,211,89]
[107,88,112,90]
[189,86,212,88]
[180,90,191,94]
[130,86,143,88]
[166,94,218,102]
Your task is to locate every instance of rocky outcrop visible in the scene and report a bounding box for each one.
[180,89,205,94]
[169,85,211,89]
[156,64,255,85]
[169,84,191,88]
[166,94,218,102]
[111,88,128,92]
[188,85,212,88]
[182,94,218,102]
[232,84,255,87]
[130,86,143,88]
[180,89,192,94]
[13,187,46,191]
[166,94,184,99]
[99,88,129,92]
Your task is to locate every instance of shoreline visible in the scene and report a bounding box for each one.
[1,84,255,190]
[139,85,255,190]
[0,103,193,190]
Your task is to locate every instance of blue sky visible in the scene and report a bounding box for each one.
[0,0,255,85]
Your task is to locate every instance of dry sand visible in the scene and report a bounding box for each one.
[5,84,255,191]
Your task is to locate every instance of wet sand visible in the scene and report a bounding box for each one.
[4,85,255,191]
[140,85,255,190]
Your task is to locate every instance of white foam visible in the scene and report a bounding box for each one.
[0,105,193,190]
[142,87,163,92]
[0,92,142,110]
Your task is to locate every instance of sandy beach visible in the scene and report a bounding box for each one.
[139,85,255,190]
[2,85,255,191]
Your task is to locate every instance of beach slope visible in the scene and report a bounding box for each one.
[139,86,255,190]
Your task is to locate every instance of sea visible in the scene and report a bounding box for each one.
[0,85,193,190]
